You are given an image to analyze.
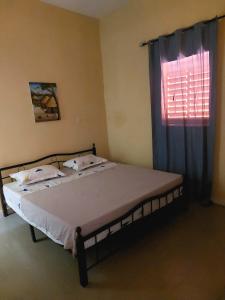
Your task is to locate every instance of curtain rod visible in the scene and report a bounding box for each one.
[139,14,225,47]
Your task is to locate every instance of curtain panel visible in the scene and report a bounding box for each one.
[148,20,218,204]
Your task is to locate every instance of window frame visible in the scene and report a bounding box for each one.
[161,51,210,127]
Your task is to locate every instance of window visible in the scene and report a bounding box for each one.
[161,51,210,125]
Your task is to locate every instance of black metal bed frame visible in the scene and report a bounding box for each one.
[0,144,185,287]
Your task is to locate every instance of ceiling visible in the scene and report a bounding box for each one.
[41,0,128,18]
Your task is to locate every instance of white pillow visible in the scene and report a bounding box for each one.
[10,165,65,184]
[63,154,107,171]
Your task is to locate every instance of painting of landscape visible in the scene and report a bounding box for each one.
[29,82,60,122]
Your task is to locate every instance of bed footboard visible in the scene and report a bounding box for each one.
[75,183,184,287]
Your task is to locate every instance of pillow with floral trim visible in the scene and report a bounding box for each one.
[63,154,107,171]
[10,165,65,184]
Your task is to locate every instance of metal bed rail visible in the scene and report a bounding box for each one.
[75,183,184,287]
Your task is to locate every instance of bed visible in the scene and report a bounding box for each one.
[0,144,184,287]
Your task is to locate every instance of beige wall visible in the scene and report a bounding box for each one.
[0,0,224,206]
[0,0,108,168]
[100,0,225,204]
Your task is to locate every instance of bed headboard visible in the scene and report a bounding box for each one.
[0,143,96,217]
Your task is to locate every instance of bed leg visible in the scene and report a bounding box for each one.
[181,193,189,211]
[29,225,37,243]
[76,227,88,287]
[0,186,8,217]
[2,203,8,217]
[92,143,97,156]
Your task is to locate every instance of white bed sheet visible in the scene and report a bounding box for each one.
[3,163,182,253]
[3,163,116,211]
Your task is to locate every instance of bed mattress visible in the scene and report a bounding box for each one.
[3,163,182,253]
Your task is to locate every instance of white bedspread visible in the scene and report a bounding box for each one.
[3,163,182,253]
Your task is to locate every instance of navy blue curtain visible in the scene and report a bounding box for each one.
[148,20,217,204]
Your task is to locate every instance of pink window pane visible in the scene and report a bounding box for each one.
[161,51,210,125]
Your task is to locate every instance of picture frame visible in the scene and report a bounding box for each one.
[29,82,60,122]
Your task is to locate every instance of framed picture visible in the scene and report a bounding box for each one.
[29,82,60,122]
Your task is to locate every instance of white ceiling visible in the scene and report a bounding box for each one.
[41,0,128,18]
